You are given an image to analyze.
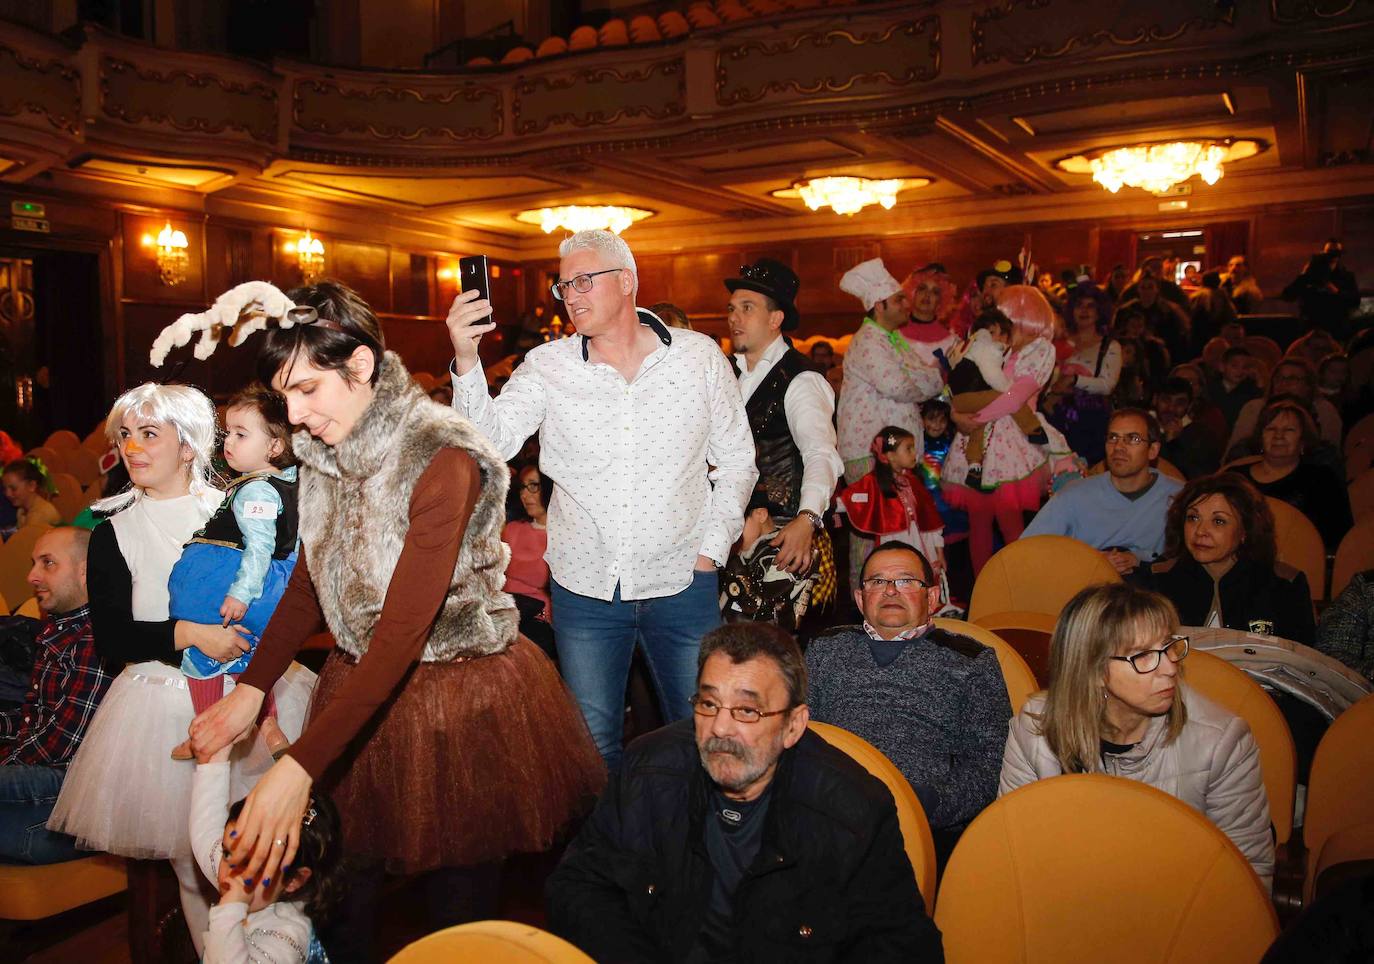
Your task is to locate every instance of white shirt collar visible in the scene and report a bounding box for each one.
[733,334,788,374]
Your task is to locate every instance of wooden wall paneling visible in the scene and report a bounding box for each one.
[1254,208,1339,298]
[1334,204,1374,292]
[121,301,256,398]
[325,239,392,311]
[1027,224,1095,281]
[631,253,674,310]
[382,315,461,378]
[932,228,1026,287]
[120,212,206,303]
[488,258,520,326]
[878,236,942,277]
[391,248,431,317]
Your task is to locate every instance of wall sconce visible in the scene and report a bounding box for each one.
[149,221,189,286]
[285,229,326,284]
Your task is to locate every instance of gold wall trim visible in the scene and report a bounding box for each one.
[292,78,503,142]
[1270,0,1372,22]
[0,42,80,134]
[512,58,685,136]
[971,0,1235,66]
[715,18,941,107]
[99,57,278,143]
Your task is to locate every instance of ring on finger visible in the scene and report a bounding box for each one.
[273,839,286,847]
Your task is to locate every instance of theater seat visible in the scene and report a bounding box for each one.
[598,18,629,46]
[808,721,937,912]
[568,25,599,51]
[657,11,691,37]
[43,430,81,452]
[1265,496,1326,601]
[388,919,594,962]
[935,774,1278,963]
[81,423,107,453]
[1331,516,1374,599]
[1348,468,1374,521]
[1346,413,1374,458]
[1182,651,1296,845]
[535,36,567,58]
[970,610,1057,686]
[64,447,101,487]
[0,854,127,921]
[932,618,1039,713]
[1311,821,1374,901]
[968,535,1121,624]
[0,525,51,608]
[628,15,661,43]
[501,46,534,65]
[15,596,40,617]
[1304,692,1374,903]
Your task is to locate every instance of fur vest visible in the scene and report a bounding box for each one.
[293,351,517,661]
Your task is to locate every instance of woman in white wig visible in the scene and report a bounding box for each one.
[48,382,315,953]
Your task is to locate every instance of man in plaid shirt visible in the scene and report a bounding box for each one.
[0,527,113,863]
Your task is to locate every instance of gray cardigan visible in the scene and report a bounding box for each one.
[1000,687,1275,890]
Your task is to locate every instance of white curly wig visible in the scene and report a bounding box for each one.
[93,382,222,514]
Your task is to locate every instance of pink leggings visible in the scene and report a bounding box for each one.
[942,482,1034,575]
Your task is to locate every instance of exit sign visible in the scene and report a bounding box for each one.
[10,200,45,217]
[12,215,49,233]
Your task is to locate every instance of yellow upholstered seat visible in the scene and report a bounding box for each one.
[1265,495,1327,601]
[1304,692,1374,903]
[388,919,594,962]
[1182,652,1296,845]
[808,721,937,912]
[935,774,1277,963]
[0,854,127,921]
[968,535,1121,623]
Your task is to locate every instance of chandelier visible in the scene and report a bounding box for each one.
[514,206,654,234]
[290,229,326,284]
[153,222,189,286]
[1056,139,1264,194]
[772,176,930,216]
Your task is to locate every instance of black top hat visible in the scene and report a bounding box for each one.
[725,258,801,331]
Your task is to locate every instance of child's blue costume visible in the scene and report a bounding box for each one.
[169,467,298,679]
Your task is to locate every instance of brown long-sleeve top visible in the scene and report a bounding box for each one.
[239,447,480,780]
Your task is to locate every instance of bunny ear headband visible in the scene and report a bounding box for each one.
[149,280,335,367]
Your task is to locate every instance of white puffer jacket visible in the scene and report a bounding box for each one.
[1000,686,1275,890]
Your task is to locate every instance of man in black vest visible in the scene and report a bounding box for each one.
[724,259,843,579]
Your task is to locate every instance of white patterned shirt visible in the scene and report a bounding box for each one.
[452,310,757,601]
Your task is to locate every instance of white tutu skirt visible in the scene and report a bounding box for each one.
[48,660,316,860]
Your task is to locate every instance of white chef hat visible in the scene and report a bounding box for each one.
[839,258,902,311]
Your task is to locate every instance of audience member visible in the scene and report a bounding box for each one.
[1121,256,1188,307]
[1282,240,1361,335]
[1111,337,1153,409]
[1148,473,1314,643]
[1316,570,1374,683]
[916,400,964,536]
[900,263,959,364]
[1169,363,1230,446]
[447,229,757,771]
[1000,583,1274,889]
[1155,377,1225,479]
[1285,328,1342,370]
[1229,401,1352,551]
[1046,282,1120,465]
[1187,284,1238,356]
[837,258,944,581]
[1103,263,1129,302]
[1023,409,1182,575]
[3,458,61,528]
[1113,309,1170,398]
[806,541,1008,864]
[649,301,692,331]
[1316,352,1354,418]
[503,463,556,661]
[725,258,843,584]
[1226,358,1342,456]
[808,340,836,373]
[838,427,946,585]
[976,260,1022,308]
[1221,255,1263,313]
[943,285,1069,574]
[1204,346,1263,428]
[0,527,112,864]
[1116,275,1191,370]
[547,622,943,962]
[1035,270,1066,313]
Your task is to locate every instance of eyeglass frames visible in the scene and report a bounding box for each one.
[859,577,930,593]
[1109,635,1189,674]
[550,268,623,302]
[689,694,791,724]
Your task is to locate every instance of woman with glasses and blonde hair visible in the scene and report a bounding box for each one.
[1000,582,1274,889]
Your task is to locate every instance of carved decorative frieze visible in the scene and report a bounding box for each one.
[293,79,502,141]
[0,43,80,134]
[513,58,684,136]
[1271,0,1373,22]
[715,18,940,107]
[100,57,278,143]
[971,0,1234,66]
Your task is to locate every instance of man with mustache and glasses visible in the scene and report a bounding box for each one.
[547,622,941,963]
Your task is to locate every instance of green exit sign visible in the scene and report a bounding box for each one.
[10,200,45,217]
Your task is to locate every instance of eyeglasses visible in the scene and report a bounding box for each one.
[519,481,542,493]
[550,268,623,302]
[1109,635,1189,674]
[1105,432,1149,447]
[860,576,930,593]
[690,694,791,724]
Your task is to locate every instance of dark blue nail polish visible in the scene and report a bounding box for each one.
[261,877,271,888]
[229,830,237,838]
[244,878,254,886]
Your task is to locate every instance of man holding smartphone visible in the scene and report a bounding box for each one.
[445,229,757,772]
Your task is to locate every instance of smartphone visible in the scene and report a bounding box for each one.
[459,255,493,320]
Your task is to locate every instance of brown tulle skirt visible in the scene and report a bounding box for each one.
[310,637,605,873]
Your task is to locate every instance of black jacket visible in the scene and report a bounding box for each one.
[545,719,942,963]
[1148,554,1315,644]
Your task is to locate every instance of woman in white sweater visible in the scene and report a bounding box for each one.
[999,582,1274,889]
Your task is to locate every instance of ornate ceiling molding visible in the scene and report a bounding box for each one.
[714,18,941,107]
[1270,0,1373,22]
[971,0,1235,66]
[99,56,278,144]
[292,78,503,142]
[0,42,80,134]
[512,58,685,136]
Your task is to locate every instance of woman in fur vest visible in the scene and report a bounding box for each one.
[188,281,604,957]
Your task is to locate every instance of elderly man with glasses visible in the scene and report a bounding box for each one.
[805,540,1010,867]
[547,621,942,963]
[445,229,757,773]
[1022,407,1184,577]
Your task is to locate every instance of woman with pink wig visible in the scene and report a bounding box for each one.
[899,263,960,363]
[942,285,1072,573]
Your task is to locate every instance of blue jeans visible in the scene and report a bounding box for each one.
[0,763,83,864]
[551,570,720,772]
